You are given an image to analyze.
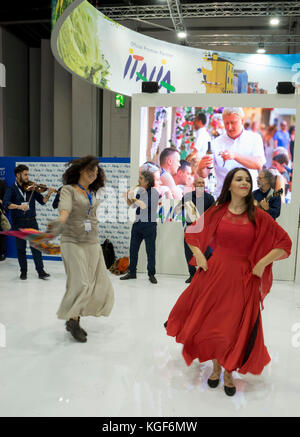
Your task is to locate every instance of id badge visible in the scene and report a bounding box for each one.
[84,219,92,232]
[21,202,29,207]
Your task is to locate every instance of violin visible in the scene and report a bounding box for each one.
[23,181,58,194]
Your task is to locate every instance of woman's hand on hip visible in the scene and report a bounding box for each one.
[252,261,265,278]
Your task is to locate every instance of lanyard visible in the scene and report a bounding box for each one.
[77,184,93,214]
[15,182,27,202]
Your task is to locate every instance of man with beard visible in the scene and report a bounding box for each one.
[253,170,281,220]
[176,176,215,283]
[3,165,55,280]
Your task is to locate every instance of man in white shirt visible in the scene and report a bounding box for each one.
[194,112,211,158]
[159,147,182,199]
[199,107,266,198]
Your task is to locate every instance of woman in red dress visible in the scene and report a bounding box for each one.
[165,167,292,396]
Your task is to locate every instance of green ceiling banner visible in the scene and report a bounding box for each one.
[51,0,300,96]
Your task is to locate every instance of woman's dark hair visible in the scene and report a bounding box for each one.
[216,167,255,222]
[62,155,106,192]
[141,170,154,189]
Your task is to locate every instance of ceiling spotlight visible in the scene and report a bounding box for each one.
[257,43,266,54]
[177,31,187,39]
[270,17,280,26]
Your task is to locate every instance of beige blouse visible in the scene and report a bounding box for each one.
[58,184,100,244]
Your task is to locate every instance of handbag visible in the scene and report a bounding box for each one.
[0,211,11,231]
[101,239,116,269]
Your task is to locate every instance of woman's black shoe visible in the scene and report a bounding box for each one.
[223,371,236,396]
[224,385,236,396]
[207,378,220,388]
[66,319,87,342]
[20,272,27,280]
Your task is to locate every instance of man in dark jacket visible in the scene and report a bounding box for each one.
[3,165,55,279]
[177,177,215,283]
[253,170,281,220]
[0,178,7,260]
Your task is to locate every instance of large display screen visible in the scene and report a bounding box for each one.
[139,106,295,205]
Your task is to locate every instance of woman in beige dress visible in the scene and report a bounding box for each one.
[48,156,114,342]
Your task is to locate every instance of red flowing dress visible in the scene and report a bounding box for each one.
[165,208,272,375]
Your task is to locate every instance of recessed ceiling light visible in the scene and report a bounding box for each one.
[177,31,187,39]
[270,17,280,26]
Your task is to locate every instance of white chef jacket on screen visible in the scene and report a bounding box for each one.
[212,129,266,198]
[195,127,211,157]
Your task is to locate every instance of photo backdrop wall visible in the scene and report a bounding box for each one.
[0,157,131,260]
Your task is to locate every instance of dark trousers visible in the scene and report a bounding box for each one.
[129,222,157,276]
[0,205,6,256]
[184,227,212,277]
[13,217,44,274]
[0,235,6,256]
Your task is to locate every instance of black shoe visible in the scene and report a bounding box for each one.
[38,271,50,279]
[224,385,236,396]
[185,275,194,283]
[20,272,27,280]
[120,273,136,280]
[0,254,6,261]
[66,319,87,343]
[149,275,157,284]
[66,318,87,337]
[207,378,220,388]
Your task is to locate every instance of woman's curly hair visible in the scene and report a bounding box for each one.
[62,156,106,193]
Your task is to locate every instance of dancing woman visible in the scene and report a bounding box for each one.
[48,156,114,342]
[165,167,292,396]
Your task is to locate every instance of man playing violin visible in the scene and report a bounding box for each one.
[3,164,56,280]
[253,169,281,220]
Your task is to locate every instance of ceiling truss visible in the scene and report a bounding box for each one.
[98,2,300,20]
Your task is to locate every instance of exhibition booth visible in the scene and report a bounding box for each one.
[2,0,300,282]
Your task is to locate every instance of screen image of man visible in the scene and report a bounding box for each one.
[194,112,211,158]
[173,160,193,195]
[199,107,266,199]
[159,148,182,199]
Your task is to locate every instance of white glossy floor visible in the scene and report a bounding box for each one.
[0,258,299,417]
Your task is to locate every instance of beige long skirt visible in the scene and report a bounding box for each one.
[57,242,114,320]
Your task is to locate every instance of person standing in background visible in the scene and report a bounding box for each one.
[288,126,295,163]
[193,113,211,158]
[3,165,55,279]
[273,120,290,152]
[0,178,7,260]
[120,170,160,284]
[263,125,277,168]
[177,176,215,283]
